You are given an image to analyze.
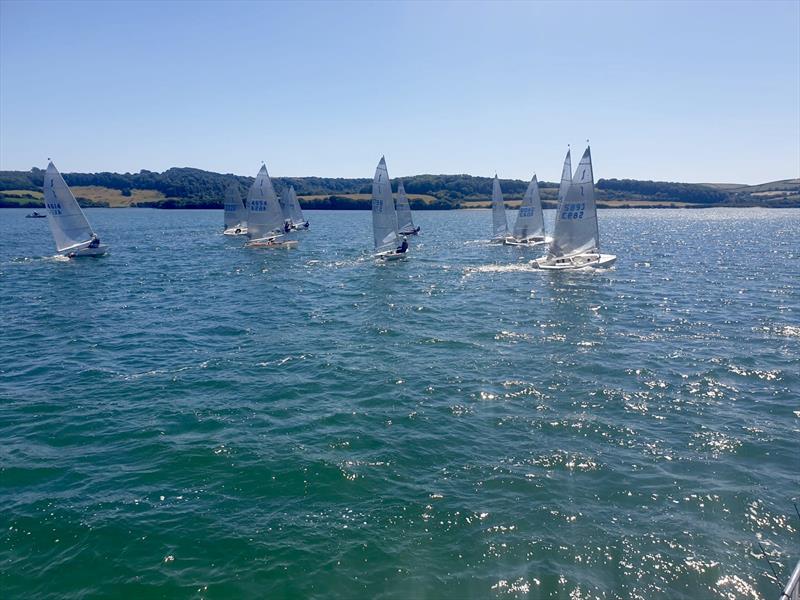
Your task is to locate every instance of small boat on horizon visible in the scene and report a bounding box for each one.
[25,211,47,218]
[43,161,108,258]
[244,164,297,249]
[535,146,616,270]
[371,156,408,261]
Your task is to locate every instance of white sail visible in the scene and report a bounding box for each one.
[557,148,572,206]
[512,175,545,241]
[278,187,293,223]
[372,156,399,252]
[288,186,305,224]
[491,175,509,239]
[223,181,246,230]
[549,147,599,257]
[395,181,416,234]
[246,164,284,240]
[43,161,96,252]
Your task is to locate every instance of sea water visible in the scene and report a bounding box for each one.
[0,208,797,599]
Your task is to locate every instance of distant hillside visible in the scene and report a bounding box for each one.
[1,167,797,209]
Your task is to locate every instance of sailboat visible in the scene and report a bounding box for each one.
[490,175,512,243]
[372,157,407,261]
[223,181,247,236]
[505,175,546,246]
[244,164,298,249]
[535,146,616,269]
[279,185,309,231]
[43,161,108,257]
[395,181,420,235]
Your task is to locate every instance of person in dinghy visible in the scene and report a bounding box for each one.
[396,236,409,254]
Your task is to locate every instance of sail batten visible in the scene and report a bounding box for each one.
[548,147,599,258]
[395,181,416,234]
[512,175,545,241]
[372,157,399,252]
[491,176,509,239]
[246,165,284,240]
[43,162,96,252]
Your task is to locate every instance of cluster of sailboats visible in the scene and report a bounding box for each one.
[38,146,614,270]
[489,146,616,269]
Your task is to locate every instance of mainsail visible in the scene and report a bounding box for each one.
[279,187,293,223]
[549,147,599,257]
[223,181,246,230]
[557,148,572,206]
[43,161,96,252]
[372,157,399,252]
[395,181,416,234]
[246,164,284,240]
[491,175,509,239]
[288,186,305,225]
[512,175,545,241]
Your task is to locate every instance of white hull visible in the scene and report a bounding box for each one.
[504,238,546,247]
[223,226,248,236]
[61,244,109,258]
[245,237,298,249]
[535,253,616,270]
[375,250,407,261]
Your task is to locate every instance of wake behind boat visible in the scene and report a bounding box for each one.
[372,157,408,261]
[43,161,108,258]
[223,180,247,236]
[535,146,616,270]
[244,164,297,249]
[505,174,546,247]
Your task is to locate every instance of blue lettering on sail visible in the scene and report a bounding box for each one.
[519,207,533,218]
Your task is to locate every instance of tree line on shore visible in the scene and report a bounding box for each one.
[0,166,796,209]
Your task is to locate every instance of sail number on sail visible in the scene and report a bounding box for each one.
[519,206,534,218]
[561,203,585,220]
[250,200,269,212]
[46,202,63,215]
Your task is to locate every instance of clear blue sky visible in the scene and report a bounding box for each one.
[1,0,798,183]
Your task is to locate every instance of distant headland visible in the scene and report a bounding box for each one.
[1,167,797,209]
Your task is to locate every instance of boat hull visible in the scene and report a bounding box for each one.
[223,227,248,236]
[504,238,546,247]
[375,250,407,261]
[535,253,616,270]
[245,238,298,249]
[62,244,109,258]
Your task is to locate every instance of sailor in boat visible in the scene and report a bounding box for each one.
[396,236,409,254]
[283,220,291,234]
[88,234,101,248]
